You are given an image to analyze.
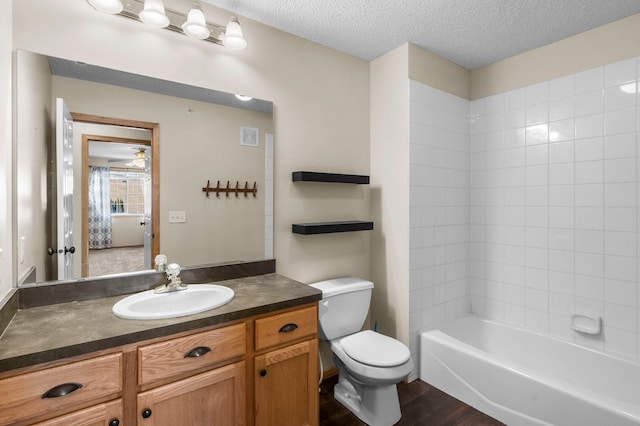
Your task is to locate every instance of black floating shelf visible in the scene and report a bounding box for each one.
[292,171,370,184]
[292,221,374,235]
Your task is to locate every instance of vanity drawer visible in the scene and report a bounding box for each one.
[255,306,318,351]
[138,323,246,385]
[0,353,122,425]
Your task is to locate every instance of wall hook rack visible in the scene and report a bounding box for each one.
[202,180,257,198]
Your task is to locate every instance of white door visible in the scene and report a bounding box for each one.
[142,147,152,269]
[56,98,75,280]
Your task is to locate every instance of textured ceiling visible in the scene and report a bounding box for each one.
[202,0,640,70]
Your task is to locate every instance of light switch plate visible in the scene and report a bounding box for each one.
[169,211,186,223]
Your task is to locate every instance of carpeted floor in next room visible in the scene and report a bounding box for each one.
[88,246,145,277]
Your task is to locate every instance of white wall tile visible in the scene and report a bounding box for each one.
[525,124,549,145]
[419,58,640,362]
[575,274,604,299]
[505,88,526,109]
[575,114,604,139]
[549,163,574,185]
[605,278,637,307]
[604,207,636,232]
[526,82,549,105]
[549,184,574,206]
[575,184,603,206]
[574,137,603,162]
[550,74,575,100]
[549,97,575,121]
[604,132,636,159]
[575,229,604,253]
[605,108,637,135]
[575,67,604,93]
[604,86,636,111]
[574,90,603,117]
[604,255,636,282]
[604,58,637,87]
[575,206,604,230]
[575,160,603,184]
[549,141,574,164]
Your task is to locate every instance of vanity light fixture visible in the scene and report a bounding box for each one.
[223,16,248,49]
[139,0,170,28]
[182,1,210,39]
[86,0,247,48]
[87,0,123,14]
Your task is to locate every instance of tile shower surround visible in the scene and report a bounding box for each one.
[409,56,640,379]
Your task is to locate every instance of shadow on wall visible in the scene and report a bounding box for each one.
[369,186,397,338]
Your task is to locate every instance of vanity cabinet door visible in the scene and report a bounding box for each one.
[136,361,245,426]
[254,339,318,426]
[32,399,123,426]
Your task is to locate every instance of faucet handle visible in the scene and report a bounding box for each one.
[167,263,181,279]
[154,254,167,272]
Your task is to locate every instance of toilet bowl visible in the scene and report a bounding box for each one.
[310,278,414,426]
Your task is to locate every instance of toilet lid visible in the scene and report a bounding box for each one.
[340,330,411,367]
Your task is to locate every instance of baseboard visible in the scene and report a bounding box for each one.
[323,367,338,379]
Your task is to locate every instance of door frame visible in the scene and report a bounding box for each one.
[73,113,160,277]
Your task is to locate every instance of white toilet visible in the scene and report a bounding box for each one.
[310,277,413,426]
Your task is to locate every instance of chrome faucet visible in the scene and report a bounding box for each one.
[154,262,188,293]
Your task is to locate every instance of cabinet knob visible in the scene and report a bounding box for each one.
[109,419,120,426]
[142,409,152,418]
[259,369,267,377]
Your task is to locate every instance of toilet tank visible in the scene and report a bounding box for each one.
[309,277,373,341]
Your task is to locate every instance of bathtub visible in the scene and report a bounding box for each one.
[420,315,640,426]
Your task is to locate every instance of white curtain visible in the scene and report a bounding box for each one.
[88,166,112,249]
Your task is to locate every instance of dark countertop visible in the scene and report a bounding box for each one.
[0,273,321,372]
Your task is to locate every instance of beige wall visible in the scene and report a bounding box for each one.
[11,0,371,293]
[1,1,12,296]
[53,77,271,271]
[370,45,410,343]
[408,43,470,100]
[14,50,51,283]
[470,13,640,99]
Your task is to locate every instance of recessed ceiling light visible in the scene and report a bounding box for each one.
[235,94,253,101]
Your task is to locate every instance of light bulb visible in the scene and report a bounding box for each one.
[87,0,123,14]
[139,0,170,28]
[182,2,210,39]
[223,16,247,49]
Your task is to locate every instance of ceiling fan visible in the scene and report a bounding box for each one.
[107,147,146,168]
[125,148,146,168]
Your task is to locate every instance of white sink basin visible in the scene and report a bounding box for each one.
[112,284,235,320]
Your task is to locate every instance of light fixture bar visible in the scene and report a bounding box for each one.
[117,0,226,45]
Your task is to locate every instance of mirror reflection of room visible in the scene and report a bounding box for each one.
[15,50,274,284]
[86,135,151,277]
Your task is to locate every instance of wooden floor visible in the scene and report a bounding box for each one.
[319,374,505,426]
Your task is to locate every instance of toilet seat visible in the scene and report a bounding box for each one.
[340,330,411,367]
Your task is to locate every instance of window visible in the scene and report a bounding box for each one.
[110,171,145,214]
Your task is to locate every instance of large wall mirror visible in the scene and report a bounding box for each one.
[15,49,274,286]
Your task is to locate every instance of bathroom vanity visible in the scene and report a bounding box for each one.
[0,262,321,425]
